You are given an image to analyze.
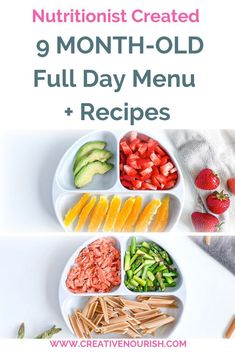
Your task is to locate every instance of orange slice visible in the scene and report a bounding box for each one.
[151,196,170,232]
[88,196,109,232]
[122,196,143,232]
[64,193,90,227]
[75,196,97,231]
[114,197,135,232]
[103,195,122,232]
[135,199,161,232]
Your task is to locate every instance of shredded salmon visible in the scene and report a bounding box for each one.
[66,238,121,293]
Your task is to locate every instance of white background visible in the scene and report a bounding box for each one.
[0,235,234,339]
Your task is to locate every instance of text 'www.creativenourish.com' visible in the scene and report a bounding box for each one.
[49,339,187,349]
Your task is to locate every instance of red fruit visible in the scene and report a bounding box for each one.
[139,173,152,181]
[160,162,174,176]
[155,145,166,156]
[121,180,133,189]
[138,143,148,155]
[206,191,230,214]
[120,141,132,155]
[132,179,142,189]
[150,152,161,166]
[129,131,138,142]
[140,167,153,176]
[151,176,161,188]
[138,159,154,169]
[195,168,220,190]
[227,178,235,195]
[147,140,157,154]
[142,182,157,190]
[119,132,178,190]
[191,212,221,232]
[129,138,140,151]
[123,165,137,177]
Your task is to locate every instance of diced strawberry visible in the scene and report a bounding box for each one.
[127,154,140,166]
[128,153,139,160]
[167,172,178,181]
[129,131,138,142]
[149,152,161,165]
[124,165,137,176]
[138,143,148,155]
[151,176,161,188]
[127,159,139,169]
[130,138,140,151]
[121,180,133,189]
[142,182,157,190]
[120,174,134,182]
[139,173,152,181]
[159,156,169,166]
[155,145,166,156]
[120,151,126,163]
[170,167,177,174]
[120,141,132,155]
[165,181,176,189]
[140,167,153,176]
[156,174,167,184]
[120,132,178,191]
[138,159,154,169]
[138,133,149,142]
[160,162,174,176]
[132,179,142,189]
[152,166,159,177]
[147,140,157,155]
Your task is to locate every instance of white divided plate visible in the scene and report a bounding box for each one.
[59,234,186,338]
[53,130,185,232]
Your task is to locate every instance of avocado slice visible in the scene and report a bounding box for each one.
[73,141,106,171]
[74,161,114,188]
[74,149,112,176]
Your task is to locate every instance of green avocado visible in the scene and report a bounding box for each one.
[73,141,106,171]
[73,149,112,176]
[74,161,114,188]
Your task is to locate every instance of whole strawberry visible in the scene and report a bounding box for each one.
[195,168,220,190]
[227,178,235,195]
[206,190,230,214]
[191,212,220,232]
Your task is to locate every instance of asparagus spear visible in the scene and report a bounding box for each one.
[35,325,62,339]
[156,272,165,291]
[133,275,146,287]
[124,251,131,271]
[124,237,178,292]
[130,237,136,256]
[17,323,25,339]
[17,323,62,339]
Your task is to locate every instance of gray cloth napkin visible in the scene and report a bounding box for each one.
[191,236,235,275]
[168,130,235,274]
[168,129,235,232]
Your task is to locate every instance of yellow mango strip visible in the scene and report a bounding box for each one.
[88,196,109,232]
[151,196,170,232]
[114,197,135,232]
[122,196,143,232]
[64,193,90,227]
[75,196,97,232]
[135,199,161,232]
[103,195,122,232]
